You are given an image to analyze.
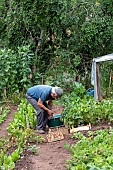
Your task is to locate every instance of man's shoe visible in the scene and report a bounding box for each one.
[43,127,49,132]
[37,129,45,134]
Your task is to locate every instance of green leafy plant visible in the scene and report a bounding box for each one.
[0,46,33,101]
[67,128,113,169]
[27,145,39,155]
[62,83,113,127]
[2,155,15,170]
[0,106,10,124]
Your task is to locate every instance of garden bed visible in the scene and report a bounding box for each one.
[0,104,113,170]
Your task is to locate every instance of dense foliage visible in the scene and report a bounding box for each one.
[0,0,113,101]
[0,0,113,98]
[0,46,33,99]
[62,82,113,127]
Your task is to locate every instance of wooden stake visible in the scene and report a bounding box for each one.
[96,63,102,101]
[107,69,112,98]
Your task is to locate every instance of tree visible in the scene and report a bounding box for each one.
[1,0,113,88]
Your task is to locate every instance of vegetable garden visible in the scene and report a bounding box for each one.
[1,0,113,169]
[1,83,113,169]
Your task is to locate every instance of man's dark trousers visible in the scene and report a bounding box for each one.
[25,93,49,130]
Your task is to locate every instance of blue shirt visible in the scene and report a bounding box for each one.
[27,85,53,102]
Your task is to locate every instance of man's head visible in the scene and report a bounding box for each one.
[51,86,63,98]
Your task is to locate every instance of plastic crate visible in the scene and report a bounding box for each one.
[48,114,64,127]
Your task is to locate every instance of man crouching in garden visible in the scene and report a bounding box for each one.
[25,85,63,134]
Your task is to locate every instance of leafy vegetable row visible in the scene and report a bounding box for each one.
[66,128,113,169]
[62,82,113,127]
[0,99,44,170]
[0,106,10,125]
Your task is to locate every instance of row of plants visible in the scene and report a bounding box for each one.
[0,106,10,124]
[61,82,113,169]
[0,136,23,170]
[66,128,113,169]
[62,82,113,127]
[0,46,33,101]
[0,99,44,170]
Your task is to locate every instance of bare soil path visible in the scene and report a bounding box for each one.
[30,134,74,170]
[14,132,76,170]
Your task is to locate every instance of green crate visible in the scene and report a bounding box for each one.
[48,114,64,127]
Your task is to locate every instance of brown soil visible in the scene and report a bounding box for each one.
[0,104,112,170]
[14,133,75,170]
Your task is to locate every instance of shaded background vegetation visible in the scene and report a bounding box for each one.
[0,0,113,101]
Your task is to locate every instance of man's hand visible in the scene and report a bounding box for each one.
[47,109,53,118]
[38,99,53,118]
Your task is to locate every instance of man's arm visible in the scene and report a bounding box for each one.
[37,99,53,116]
[48,100,52,109]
